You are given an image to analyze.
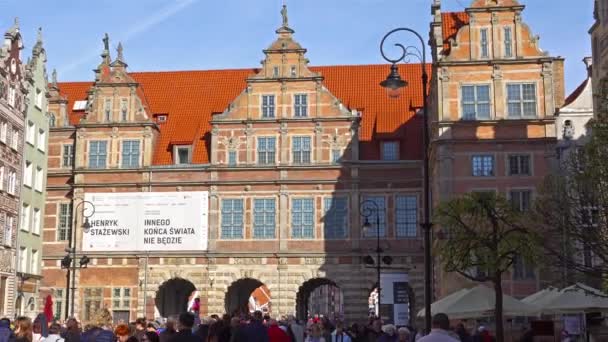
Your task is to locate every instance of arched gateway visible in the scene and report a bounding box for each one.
[225,278,271,315]
[296,278,342,320]
[156,278,196,317]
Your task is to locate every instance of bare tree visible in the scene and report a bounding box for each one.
[435,192,539,342]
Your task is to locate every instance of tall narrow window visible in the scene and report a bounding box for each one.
[381,141,399,161]
[221,199,243,239]
[228,151,237,166]
[324,197,348,239]
[291,198,314,239]
[121,140,140,168]
[88,141,107,169]
[0,166,5,191]
[257,137,276,165]
[332,149,342,163]
[104,99,112,122]
[11,130,19,149]
[1,122,7,142]
[480,28,489,58]
[35,89,43,108]
[24,161,33,187]
[261,95,275,118]
[57,203,72,241]
[120,99,128,121]
[253,198,276,239]
[175,146,191,165]
[19,247,27,273]
[62,145,74,168]
[504,27,513,57]
[362,196,386,237]
[49,113,56,127]
[31,250,39,275]
[395,195,418,238]
[507,83,537,118]
[0,277,6,312]
[35,167,43,192]
[294,94,308,117]
[21,203,30,232]
[292,136,311,164]
[461,85,491,120]
[4,215,13,246]
[37,129,46,152]
[290,66,297,77]
[8,171,16,195]
[26,121,35,145]
[472,155,494,177]
[273,66,280,78]
[53,289,64,321]
[33,208,41,235]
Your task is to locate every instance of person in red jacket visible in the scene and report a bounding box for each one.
[268,320,291,342]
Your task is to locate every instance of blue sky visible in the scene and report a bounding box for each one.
[1,0,594,93]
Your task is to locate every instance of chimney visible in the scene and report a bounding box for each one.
[583,57,593,77]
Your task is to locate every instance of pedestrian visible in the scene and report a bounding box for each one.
[33,315,45,342]
[142,332,159,342]
[42,323,64,342]
[146,325,158,335]
[378,325,397,342]
[0,318,15,342]
[14,317,33,342]
[287,317,303,342]
[115,324,137,342]
[135,320,147,342]
[416,314,459,342]
[472,327,494,342]
[397,328,410,342]
[168,313,201,342]
[159,318,176,342]
[193,318,209,342]
[331,322,351,342]
[366,319,382,342]
[268,320,290,342]
[237,311,268,342]
[62,319,80,342]
[455,324,471,342]
[80,317,114,342]
[304,324,325,342]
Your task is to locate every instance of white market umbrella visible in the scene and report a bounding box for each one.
[417,285,539,319]
[522,287,561,308]
[535,283,608,314]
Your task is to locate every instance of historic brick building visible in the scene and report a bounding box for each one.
[41,9,427,322]
[591,0,608,116]
[429,0,564,297]
[0,19,27,318]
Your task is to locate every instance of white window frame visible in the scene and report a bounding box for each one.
[120,140,141,168]
[480,28,490,59]
[504,26,513,58]
[0,122,7,143]
[294,94,308,117]
[37,129,46,152]
[3,215,13,246]
[31,249,39,275]
[88,140,108,169]
[62,144,74,168]
[507,154,532,176]
[19,247,27,273]
[26,121,35,145]
[227,150,237,166]
[257,136,276,165]
[24,161,33,187]
[21,203,30,232]
[291,135,313,164]
[261,95,276,118]
[173,145,192,165]
[35,167,43,192]
[506,82,538,118]
[508,188,533,212]
[381,141,399,161]
[461,84,492,120]
[33,208,41,235]
[471,154,495,177]
[11,130,19,150]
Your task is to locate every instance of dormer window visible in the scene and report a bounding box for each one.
[381,141,399,161]
[261,95,275,118]
[120,99,128,121]
[155,114,167,124]
[73,100,87,111]
[174,145,192,165]
[104,99,112,122]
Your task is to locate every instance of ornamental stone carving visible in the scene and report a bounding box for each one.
[303,257,326,265]
[233,258,262,265]
[0,250,13,273]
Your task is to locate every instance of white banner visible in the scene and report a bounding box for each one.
[82,192,208,251]
[380,272,410,326]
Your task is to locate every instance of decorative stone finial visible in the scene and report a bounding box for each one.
[51,69,58,87]
[37,27,42,43]
[281,4,289,28]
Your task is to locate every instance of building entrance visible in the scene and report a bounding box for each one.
[155,278,196,317]
[225,278,271,315]
[296,278,342,320]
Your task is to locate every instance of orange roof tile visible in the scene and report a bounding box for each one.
[442,12,469,54]
[57,63,430,165]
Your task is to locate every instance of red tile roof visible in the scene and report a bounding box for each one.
[57,64,430,165]
[442,12,469,54]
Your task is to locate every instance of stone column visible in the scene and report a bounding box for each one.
[514,12,522,58]
[279,187,289,251]
[210,125,219,165]
[280,123,288,165]
[314,123,323,163]
[245,123,254,165]
[492,65,504,119]
[142,127,153,167]
[208,187,219,251]
[491,12,500,59]
[440,68,450,121]
[542,62,555,117]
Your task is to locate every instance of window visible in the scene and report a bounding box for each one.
[35,88,42,108]
[35,167,43,192]
[294,94,308,117]
[57,203,72,241]
[0,166,4,191]
[88,141,107,168]
[292,136,311,164]
[480,28,489,58]
[24,162,32,187]
[508,155,531,176]
[0,277,5,314]
[12,130,19,149]
[21,203,30,232]
[221,199,243,239]
[261,95,275,118]
[8,171,16,195]
[472,155,494,177]
[510,190,532,212]
[8,87,16,107]
[19,247,27,273]
[273,66,280,78]
[292,198,314,239]
[513,255,535,280]
[104,99,112,122]
[581,205,599,227]
[49,113,56,127]
[174,146,191,165]
[381,141,399,161]
[228,151,237,166]
[1,122,7,142]
[4,215,13,246]
[112,288,131,310]
[37,129,46,152]
[31,250,39,275]
[504,27,513,57]
[332,149,342,163]
[257,137,276,165]
[121,140,140,168]
[62,145,74,168]
[507,83,537,118]
[120,99,128,121]
[290,66,297,77]
[396,195,418,237]
[53,289,64,320]
[33,208,41,235]
[362,196,386,237]
[83,288,103,322]
[253,199,276,239]
[462,85,491,120]
[324,197,348,239]
[26,121,35,145]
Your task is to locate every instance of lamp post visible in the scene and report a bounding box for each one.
[62,199,94,319]
[359,199,382,317]
[379,27,432,333]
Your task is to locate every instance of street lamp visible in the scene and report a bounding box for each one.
[379,27,433,333]
[360,200,383,318]
[62,199,94,319]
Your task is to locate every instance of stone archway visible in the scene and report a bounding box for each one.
[296,278,342,320]
[155,278,196,318]
[225,278,271,316]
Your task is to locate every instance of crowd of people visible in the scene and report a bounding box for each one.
[0,311,500,342]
